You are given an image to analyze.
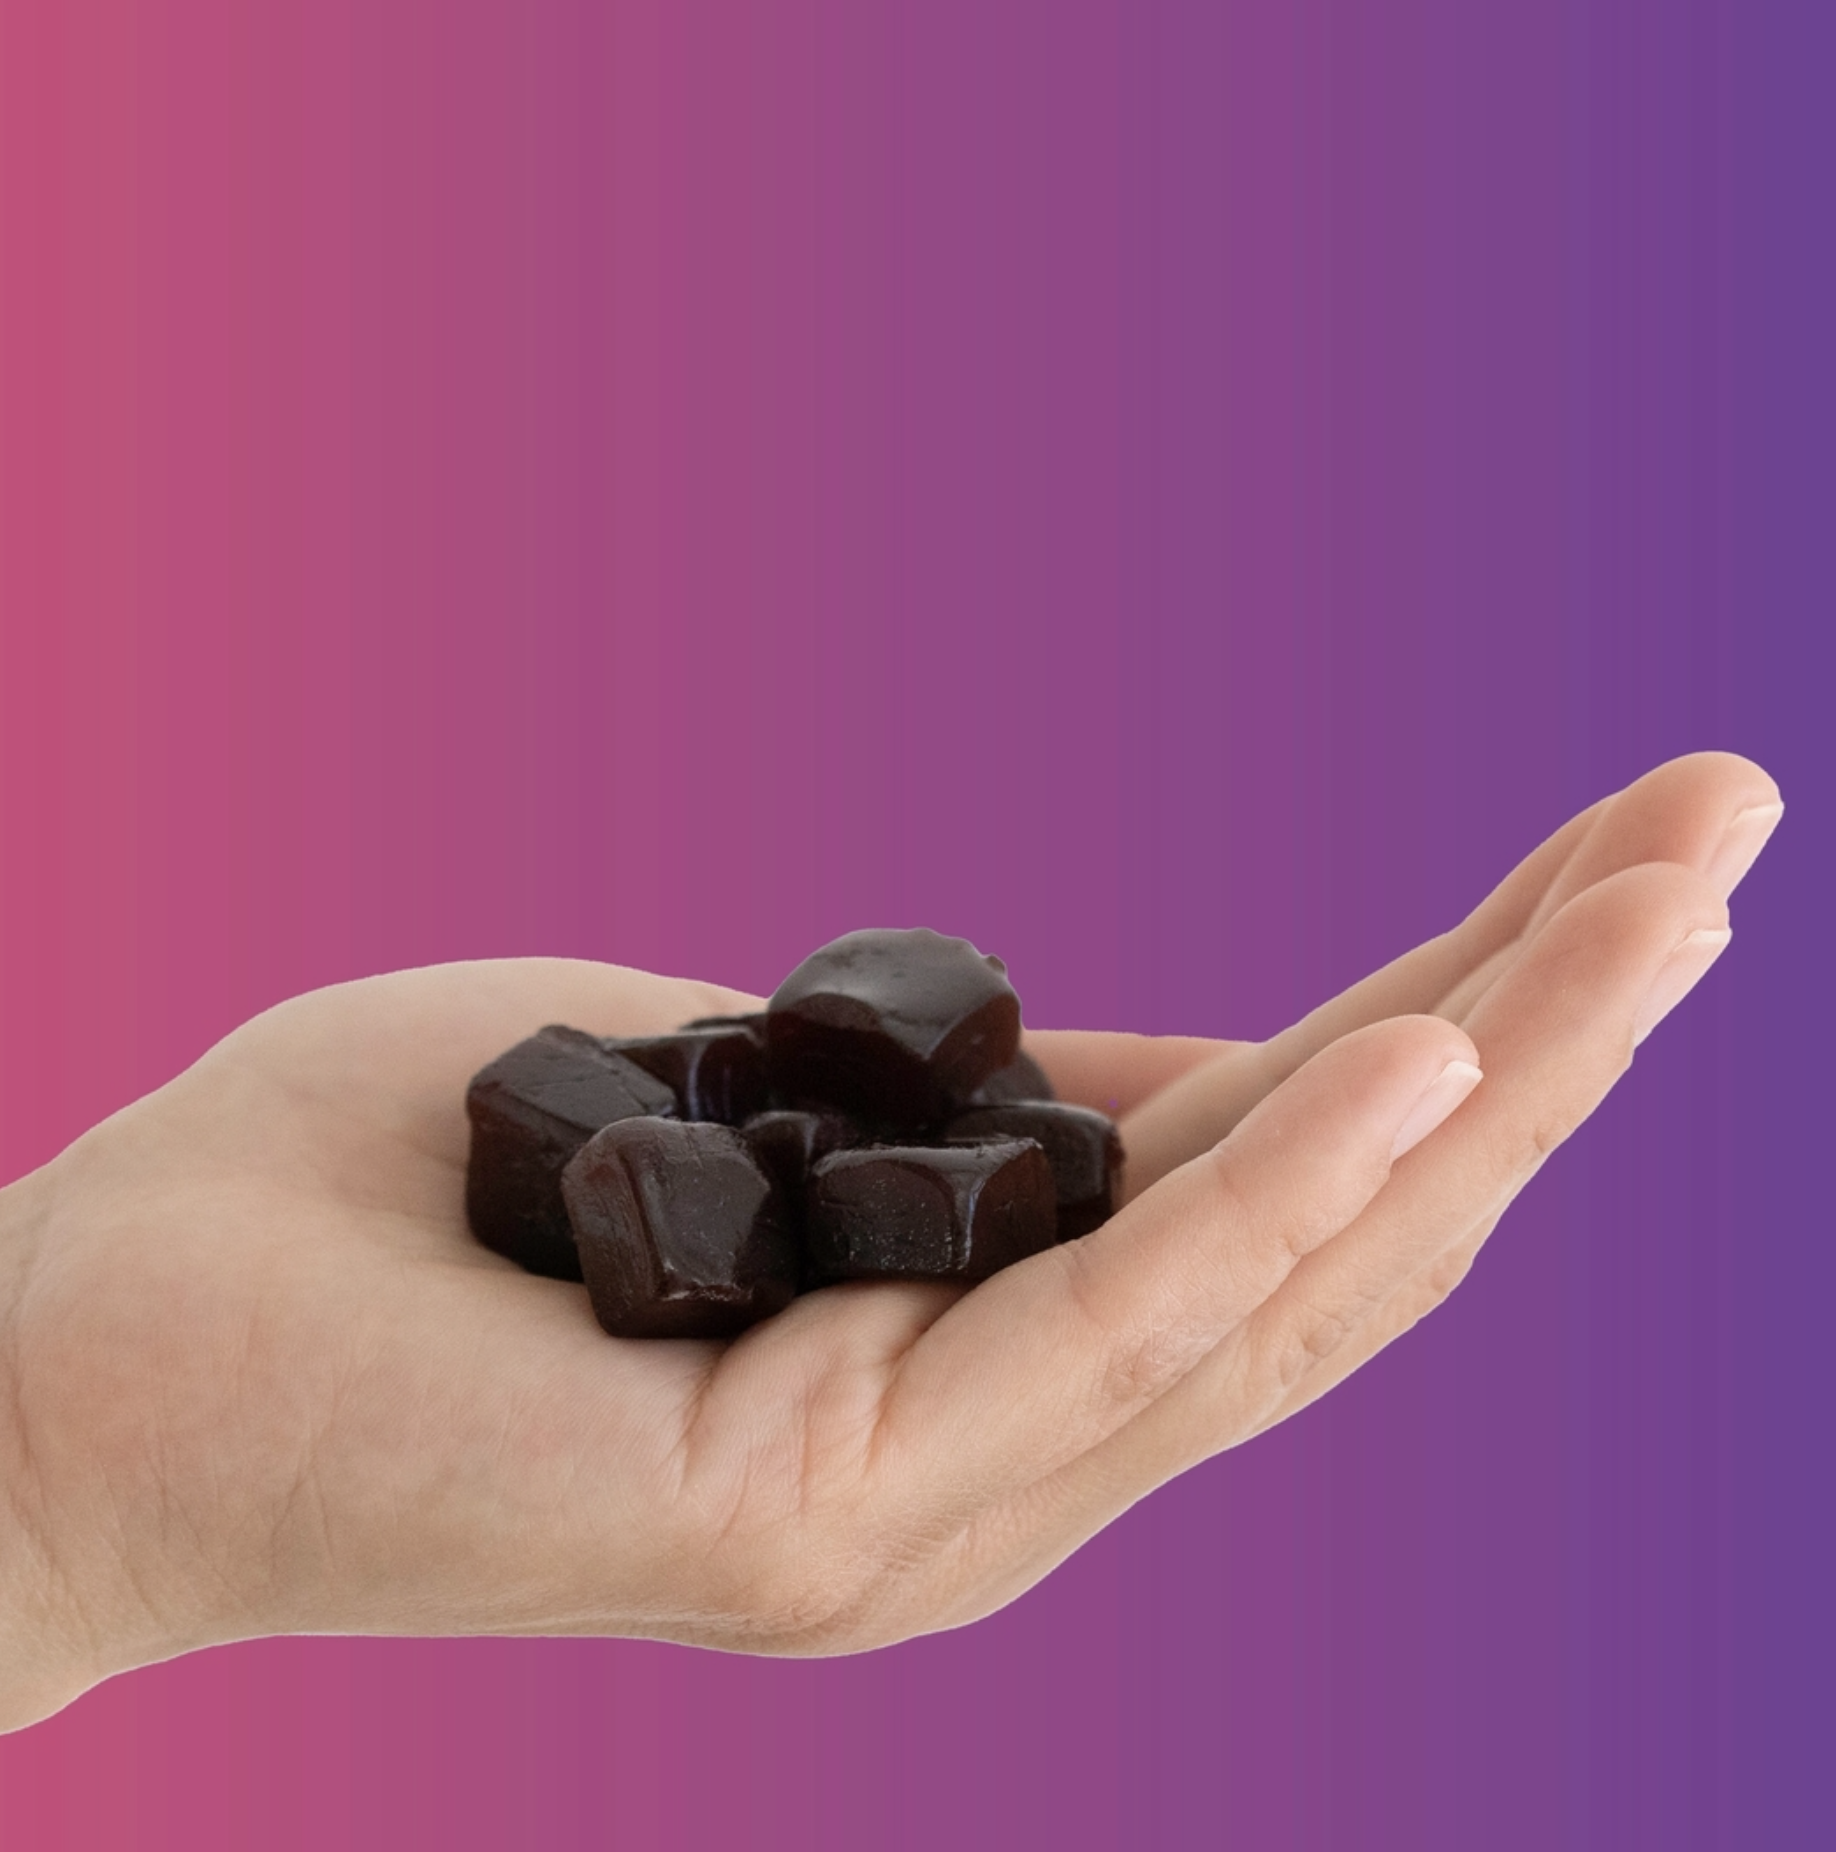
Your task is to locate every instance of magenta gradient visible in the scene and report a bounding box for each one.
[1,3,1827,1847]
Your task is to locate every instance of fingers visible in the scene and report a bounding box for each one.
[922,859,1733,1614]
[1505,750,1779,937]
[1243,1206,1502,1440]
[1112,1046,1274,1204]
[1364,859,1727,1239]
[1242,857,1740,1433]
[1235,863,1727,1442]
[1022,1029,1243,1118]
[1108,776,1610,1191]
[876,1013,1481,1526]
[1094,794,1611,1188]
[1253,797,1610,1071]
[1220,863,1728,1445]
[1037,755,1779,1192]
[1215,870,1726,1459]
[1434,753,1778,1021]
[1028,794,1608,1135]
[1089,791,1617,1195]
[1261,750,1776,1087]
[1036,783,1615,1196]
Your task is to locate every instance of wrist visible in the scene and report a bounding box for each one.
[0,1160,200,1730]
[0,1165,88,1726]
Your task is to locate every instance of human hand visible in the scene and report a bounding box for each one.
[0,751,1781,1730]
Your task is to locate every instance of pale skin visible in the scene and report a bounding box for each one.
[0,752,1783,1732]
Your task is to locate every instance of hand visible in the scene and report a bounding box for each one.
[0,751,1781,1730]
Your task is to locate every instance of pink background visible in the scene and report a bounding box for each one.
[1,2,1825,1846]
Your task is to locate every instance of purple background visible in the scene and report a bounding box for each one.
[0,1,1826,1845]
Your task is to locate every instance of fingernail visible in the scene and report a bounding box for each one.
[1633,927,1733,1046]
[1391,1060,1485,1161]
[1706,800,1784,900]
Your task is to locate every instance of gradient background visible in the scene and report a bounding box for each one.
[0,1,1826,1846]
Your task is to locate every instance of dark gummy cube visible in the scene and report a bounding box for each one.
[605,1023,770,1124]
[465,1026,680,1281]
[806,1139,1056,1284]
[965,1047,1056,1106]
[766,928,1022,1127]
[562,1118,798,1339]
[949,1101,1122,1241]
[741,1108,860,1208]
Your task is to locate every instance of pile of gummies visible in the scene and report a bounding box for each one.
[464,928,1123,1339]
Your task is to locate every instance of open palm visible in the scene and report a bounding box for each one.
[0,751,1780,1729]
